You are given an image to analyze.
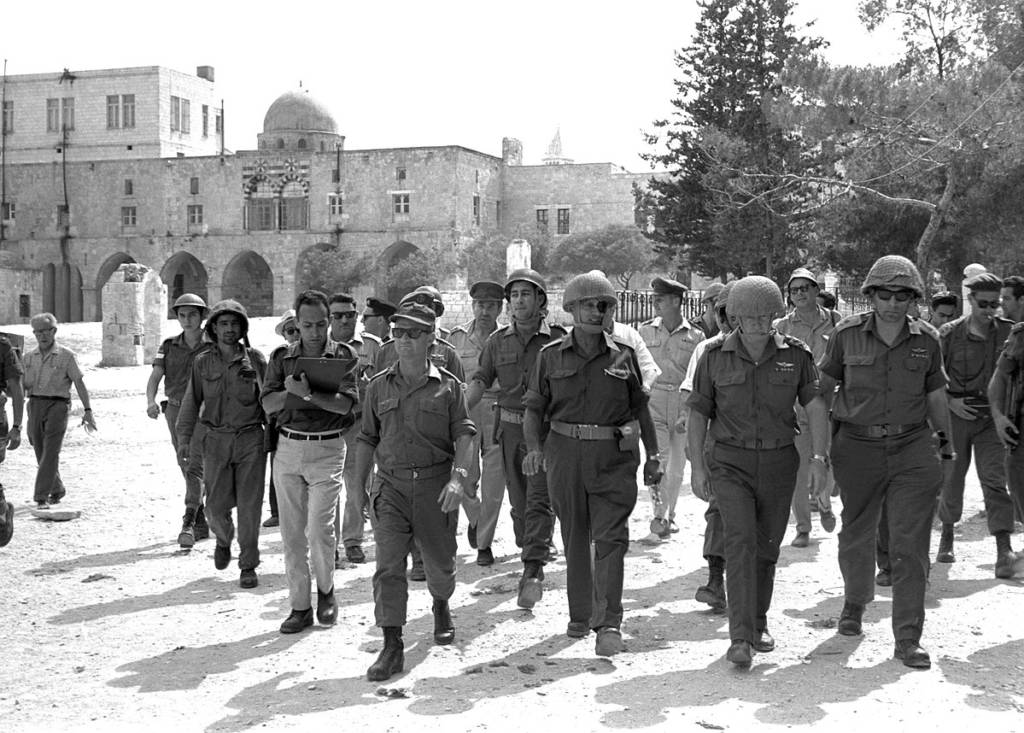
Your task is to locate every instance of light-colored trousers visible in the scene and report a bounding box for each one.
[648,386,688,520]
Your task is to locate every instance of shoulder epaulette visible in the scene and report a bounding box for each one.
[437,366,464,384]
[1011,322,1024,335]
[834,312,869,332]
[436,336,455,348]
[360,332,383,346]
[640,317,656,327]
[539,333,569,352]
[778,333,812,353]
[548,322,568,335]
[916,319,941,339]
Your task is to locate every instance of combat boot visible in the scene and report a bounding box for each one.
[193,504,210,541]
[995,531,1015,579]
[367,626,404,681]
[432,598,455,645]
[936,523,955,563]
[517,561,545,609]
[0,485,13,548]
[695,562,726,610]
[178,508,197,548]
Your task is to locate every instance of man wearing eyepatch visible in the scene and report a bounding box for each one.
[352,301,476,681]
[523,270,662,657]
[817,255,952,669]
[934,272,1017,578]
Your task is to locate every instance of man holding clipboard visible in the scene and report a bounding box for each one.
[260,290,359,634]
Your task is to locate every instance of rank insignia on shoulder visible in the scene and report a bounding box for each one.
[604,366,631,380]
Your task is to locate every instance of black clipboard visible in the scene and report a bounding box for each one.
[295,356,359,393]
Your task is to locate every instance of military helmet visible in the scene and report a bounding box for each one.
[204,299,249,339]
[727,276,785,318]
[715,280,737,310]
[860,255,924,298]
[562,270,617,312]
[172,293,209,317]
[504,268,548,306]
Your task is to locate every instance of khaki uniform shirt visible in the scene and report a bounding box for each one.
[638,315,703,390]
[177,346,267,441]
[939,315,1013,399]
[154,333,212,403]
[474,321,566,411]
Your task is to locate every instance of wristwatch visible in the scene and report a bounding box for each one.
[453,467,469,479]
[811,454,829,465]
[10,424,20,430]
[302,392,313,402]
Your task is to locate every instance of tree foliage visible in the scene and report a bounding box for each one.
[297,247,376,295]
[547,224,657,288]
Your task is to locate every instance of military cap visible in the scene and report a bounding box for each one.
[965,272,1003,292]
[702,283,725,303]
[930,291,959,308]
[651,276,689,297]
[390,302,436,330]
[364,297,397,319]
[406,285,445,316]
[786,268,820,290]
[469,280,504,301]
[274,309,297,337]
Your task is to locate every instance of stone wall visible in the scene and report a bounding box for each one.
[0,265,43,323]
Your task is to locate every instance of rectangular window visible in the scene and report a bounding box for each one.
[246,199,275,231]
[1,201,14,222]
[331,168,340,183]
[2,100,13,134]
[189,177,199,195]
[170,96,180,132]
[396,167,406,182]
[473,195,480,226]
[392,193,410,221]
[107,95,120,128]
[328,193,344,217]
[557,207,570,235]
[122,94,135,128]
[181,99,190,134]
[61,98,74,131]
[46,98,60,132]
[121,206,137,227]
[19,295,30,319]
[57,204,69,228]
[536,208,549,233]
[187,204,203,225]
[124,179,133,196]
[279,198,307,230]
[202,104,209,137]
[215,113,222,134]
[496,200,501,227]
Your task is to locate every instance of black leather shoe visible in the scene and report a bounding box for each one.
[476,548,494,567]
[345,545,366,564]
[433,598,455,645]
[838,601,864,636]
[214,543,231,570]
[367,627,404,681]
[262,515,279,528]
[0,498,13,548]
[894,639,931,669]
[239,568,258,588]
[726,640,752,667]
[695,571,727,610]
[595,627,624,656]
[566,621,589,638]
[876,569,892,587]
[280,608,314,634]
[753,629,775,653]
[317,587,337,625]
[467,523,478,549]
[409,558,427,581]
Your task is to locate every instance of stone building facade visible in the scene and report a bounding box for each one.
[0,65,646,323]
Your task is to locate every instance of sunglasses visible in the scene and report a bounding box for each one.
[972,297,1000,309]
[579,299,612,314]
[789,284,816,294]
[330,311,357,320]
[875,289,914,302]
[392,326,429,340]
[283,327,299,336]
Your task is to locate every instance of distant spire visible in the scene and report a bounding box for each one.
[542,126,573,165]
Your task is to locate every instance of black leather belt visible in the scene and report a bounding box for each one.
[382,463,451,480]
[499,408,524,424]
[840,421,926,438]
[30,395,70,404]
[717,437,794,450]
[550,421,618,440]
[279,427,345,441]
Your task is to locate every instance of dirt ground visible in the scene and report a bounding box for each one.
[2,319,1022,733]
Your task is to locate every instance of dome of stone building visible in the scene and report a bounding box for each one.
[262,90,338,134]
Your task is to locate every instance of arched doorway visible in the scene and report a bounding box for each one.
[160,252,209,318]
[223,250,274,317]
[95,252,136,320]
[380,240,419,304]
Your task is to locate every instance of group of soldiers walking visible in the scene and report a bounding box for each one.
[4,252,1021,679]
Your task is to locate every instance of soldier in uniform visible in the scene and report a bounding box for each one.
[351,302,477,681]
[638,276,703,541]
[679,280,736,610]
[449,281,506,567]
[935,273,1017,577]
[818,255,952,669]
[176,300,267,589]
[989,315,1024,530]
[261,290,359,633]
[362,297,396,342]
[927,292,959,329]
[687,276,829,667]
[523,270,662,657]
[468,269,564,607]
[773,268,839,547]
[0,332,25,547]
[146,293,212,547]
[694,283,725,339]
[329,292,382,565]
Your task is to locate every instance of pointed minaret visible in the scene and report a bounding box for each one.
[542,126,573,165]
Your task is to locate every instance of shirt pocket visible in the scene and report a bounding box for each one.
[843,353,878,397]
[714,370,747,392]
[377,397,401,438]
[416,396,449,435]
[494,351,520,387]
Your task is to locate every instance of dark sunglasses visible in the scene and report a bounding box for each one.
[875,289,914,302]
[330,311,357,320]
[972,297,1000,309]
[789,284,816,294]
[392,326,428,340]
[283,327,299,336]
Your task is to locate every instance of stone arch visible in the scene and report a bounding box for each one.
[160,252,209,318]
[223,250,274,317]
[95,252,136,320]
[297,138,307,150]
[380,240,419,304]
[276,138,285,149]
[294,242,336,294]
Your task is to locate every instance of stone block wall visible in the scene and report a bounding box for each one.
[100,264,165,366]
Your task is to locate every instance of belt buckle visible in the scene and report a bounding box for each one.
[574,424,597,439]
[411,468,420,479]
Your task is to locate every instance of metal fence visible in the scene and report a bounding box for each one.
[616,290,707,325]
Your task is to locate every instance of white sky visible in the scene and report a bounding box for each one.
[3,0,902,170]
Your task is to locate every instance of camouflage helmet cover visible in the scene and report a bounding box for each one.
[860,255,925,298]
[562,270,617,312]
[727,276,785,318]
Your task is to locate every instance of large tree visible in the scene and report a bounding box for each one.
[547,224,657,288]
[638,0,823,280]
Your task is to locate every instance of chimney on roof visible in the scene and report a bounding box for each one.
[196,66,215,82]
